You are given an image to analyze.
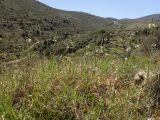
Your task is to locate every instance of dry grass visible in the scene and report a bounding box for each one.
[0,55,159,120]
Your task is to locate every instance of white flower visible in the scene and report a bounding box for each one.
[104,38,108,41]
[148,23,156,28]
[86,45,90,48]
[54,39,57,42]
[26,38,32,43]
[124,57,128,60]
[85,52,89,55]
[135,45,140,48]
[100,46,103,49]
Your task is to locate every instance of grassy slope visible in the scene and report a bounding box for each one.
[0,53,160,120]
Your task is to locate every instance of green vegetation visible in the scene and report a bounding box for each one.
[0,54,159,120]
[0,0,160,119]
[0,0,160,62]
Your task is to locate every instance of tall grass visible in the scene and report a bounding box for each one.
[0,54,159,120]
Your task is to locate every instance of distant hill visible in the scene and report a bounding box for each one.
[120,14,160,29]
[66,11,115,30]
[137,14,160,21]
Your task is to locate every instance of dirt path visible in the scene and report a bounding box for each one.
[0,38,55,67]
[0,57,27,67]
[23,41,41,53]
[0,41,41,67]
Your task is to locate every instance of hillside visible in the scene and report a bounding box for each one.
[0,0,116,61]
[0,0,115,32]
[0,0,159,63]
[0,0,78,58]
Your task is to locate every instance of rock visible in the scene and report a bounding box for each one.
[134,69,147,85]
[147,117,155,120]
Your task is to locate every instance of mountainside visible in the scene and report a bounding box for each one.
[0,0,159,63]
[0,0,82,34]
[0,0,159,36]
[0,0,114,31]
[0,0,117,61]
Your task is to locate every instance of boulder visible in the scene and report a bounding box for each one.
[134,69,147,85]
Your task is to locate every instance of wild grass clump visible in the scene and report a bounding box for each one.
[144,71,160,116]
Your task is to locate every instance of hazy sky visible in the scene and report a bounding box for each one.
[38,0,160,19]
